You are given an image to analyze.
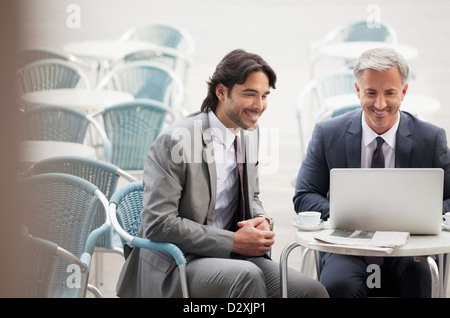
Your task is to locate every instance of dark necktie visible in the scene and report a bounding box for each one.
[234,136,245,223]
[366,136,385,266]
[371,137,385,168]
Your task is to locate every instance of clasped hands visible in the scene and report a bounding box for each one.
[231,215,275,257]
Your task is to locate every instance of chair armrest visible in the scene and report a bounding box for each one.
[85,223,110,255]
[131,237,186,266]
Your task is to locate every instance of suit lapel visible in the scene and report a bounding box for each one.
[395,111,412,167]
[346,110,362,168]
[200,113,217,226]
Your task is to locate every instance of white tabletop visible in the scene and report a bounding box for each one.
[20,140,96,165]
[296,228,450,257]
[21,89,134,112]
[319,41,419,61]
[323,93,440,115]
[63,40,160,61]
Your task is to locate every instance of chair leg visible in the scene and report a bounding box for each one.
[279,240,300,298]
[179,264,189,298]
[427,256,439,298]
[87,284,103,298]
[444,253,449,297]
[314,250,322,279]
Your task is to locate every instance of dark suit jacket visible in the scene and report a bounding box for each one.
[294,109,450,220]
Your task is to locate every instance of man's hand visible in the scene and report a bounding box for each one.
[231,217,275,256]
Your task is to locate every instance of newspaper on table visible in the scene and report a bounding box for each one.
[310,229,410,254]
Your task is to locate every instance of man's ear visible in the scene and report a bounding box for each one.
[401,83,408,101]
[215,84,227,102]
[355,82,361,99]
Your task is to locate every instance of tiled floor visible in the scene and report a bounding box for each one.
[15,0,450,298]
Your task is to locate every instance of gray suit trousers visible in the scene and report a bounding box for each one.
[185,256,328,298]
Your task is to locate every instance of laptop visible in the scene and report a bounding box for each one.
[329,168,444,234]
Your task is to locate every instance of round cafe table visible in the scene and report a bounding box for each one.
[19,140,96,167]
[21,88,134,113]
[63,39,160,64]
[280,227,450,298]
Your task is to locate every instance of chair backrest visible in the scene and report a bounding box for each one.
[23,234,60,297]
[314,70,356,109]
[23,234,92,297]
[308,20,398,78]
[17,59,90,94]
[21,173,104,297]
[341,20,398,42]
[96,60,184,107]
[92,99,169,171]
[17,104,90,143]
[109,181,144,247]
[17,46,97,71]
[120,23,195,56]
[120,48,192,84]
[17,104,111,160]
[23,156,137,248]
[108,182,190,297]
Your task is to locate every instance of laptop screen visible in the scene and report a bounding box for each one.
[329,168,444,234]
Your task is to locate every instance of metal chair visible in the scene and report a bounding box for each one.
[120,22,195,56]
[96,60,184,110]
[21,173,111,297]
[22,156,138,286]
[109,181,189,297]
[309,20,399,78]
[91,99,170,176]
[17,59,91,95]
[22,233,101,298]
[119,47,193,85]
[17,104,111,161]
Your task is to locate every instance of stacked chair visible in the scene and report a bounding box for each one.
[21,173,110,297]
[308,20,398,78]
[17,104,111,161]
[17,59,91,95]
[91,99,170,178]
[16,22,196,296]
[119,22,195,56]
[23,156,138,287]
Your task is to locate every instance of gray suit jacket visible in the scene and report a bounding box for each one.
[294,109,450,220]
[116,111,265,297]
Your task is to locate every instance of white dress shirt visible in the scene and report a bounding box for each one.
[361,112,400,168]
[208,111,239,229]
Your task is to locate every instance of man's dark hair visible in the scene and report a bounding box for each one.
[200,49,277,112]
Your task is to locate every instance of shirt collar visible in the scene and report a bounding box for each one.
[208,110,237,151]
[361,111,400,149]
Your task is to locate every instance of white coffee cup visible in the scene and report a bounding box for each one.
[443,212,450,226]
[296,211,321,227]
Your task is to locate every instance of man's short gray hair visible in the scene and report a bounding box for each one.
[353,47,409,87]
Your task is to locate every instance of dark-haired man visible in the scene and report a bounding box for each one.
[116,49,328,298]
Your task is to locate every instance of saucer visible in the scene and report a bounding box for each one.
[292,221,327,231]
